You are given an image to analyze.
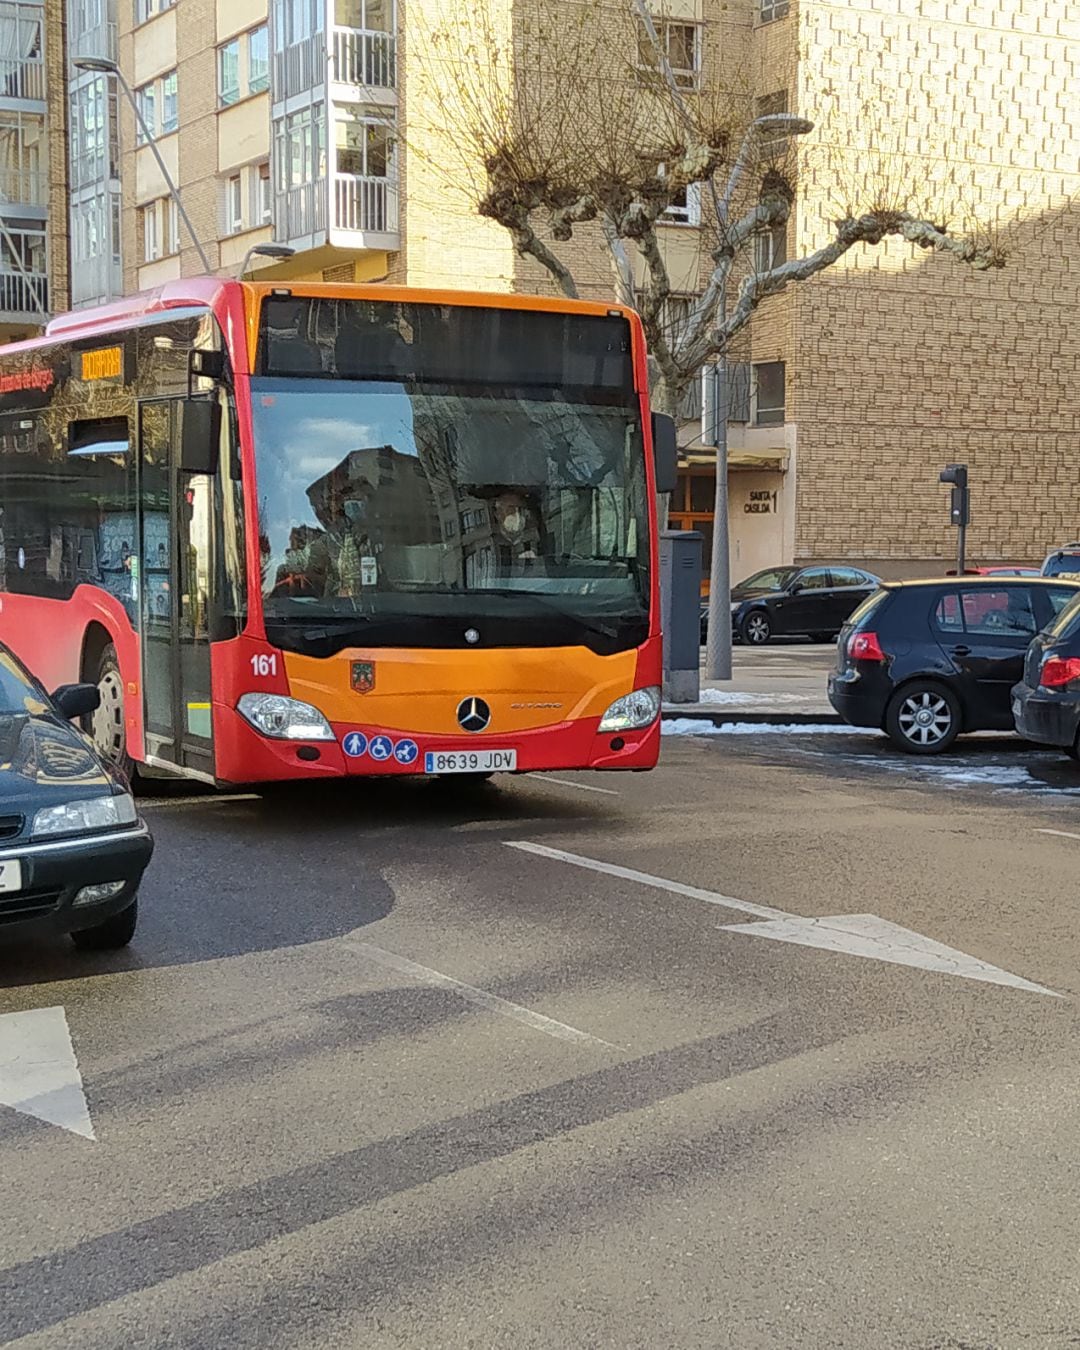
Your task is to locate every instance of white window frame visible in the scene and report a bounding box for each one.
[135,0,175,25]
[134,80,155,144]
[759,0,790,22]
[256,161,271,223]
[662,180,701,227]
[753,224,786,273]
[751,361,786,427]
[638,19,702,91]
[226,174,243,234]
[161,70,178,134]
[141,201,159,262]
[248,26,269,94]
[163,196,179,255]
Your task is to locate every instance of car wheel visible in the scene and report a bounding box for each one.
[71,897,138,951]
[1068,732,1080,762]
[740,611,771,645]
[89,644,136,779]
[885,682,962,754]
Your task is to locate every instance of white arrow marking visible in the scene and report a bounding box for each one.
[0,1007,95,1140]
[508,843,1060,997]
[720,913,1061,997]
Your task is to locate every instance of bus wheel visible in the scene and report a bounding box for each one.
[90,644,135,779]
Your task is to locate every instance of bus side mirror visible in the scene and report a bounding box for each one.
[180,399,222,475]
[651,413,677,494]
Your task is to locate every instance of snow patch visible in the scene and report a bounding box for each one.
[662,720,866,737]
[695,689,816,706]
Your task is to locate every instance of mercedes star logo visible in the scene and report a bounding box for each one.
[457,697,491,733]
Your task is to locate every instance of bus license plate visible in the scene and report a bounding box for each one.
[424,750,517,775]
[0,860,23,894]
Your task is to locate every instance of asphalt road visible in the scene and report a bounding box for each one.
[4,729,1080,1348]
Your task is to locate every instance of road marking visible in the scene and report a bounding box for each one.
[508,842,1060,997]
[720,914,1061,997]
[139,793,260,810]
[1035,828,1080,842]
[506,841,788,920]
[0,1007,95,1139]
[527,775,620,796]
[342,939,617,1048]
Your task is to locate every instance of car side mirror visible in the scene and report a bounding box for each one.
[788,580,804,594]
[51,683,101,721]
[651,413,678,495]
[180,398,222,475]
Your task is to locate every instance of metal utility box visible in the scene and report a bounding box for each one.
[659,529,702,704]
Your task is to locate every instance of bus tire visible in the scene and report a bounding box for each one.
[89,643,136,781]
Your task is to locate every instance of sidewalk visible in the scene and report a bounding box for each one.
[661,643,842,725]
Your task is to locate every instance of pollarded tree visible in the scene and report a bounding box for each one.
[409,0,1006,417]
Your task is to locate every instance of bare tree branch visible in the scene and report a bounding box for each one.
[601,216,636,308]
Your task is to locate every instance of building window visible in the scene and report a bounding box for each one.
[249,26,269,93]
[161,70,178,134]
[134,80,155,144]
[335,0,393,28]
[334,104,391,177]
[662,180,701,227]
[637,19,701,90]
[139,202,159,262]
[273,0,322,48]
[752,362,785,426]
[257,161,271,222]
[163,196,179,255]
[227,175,243,234]
[218,39,240,106]
[135,0,176,24]
[759,0,790,22]
[754,223,786,273]
[134,70,176,142]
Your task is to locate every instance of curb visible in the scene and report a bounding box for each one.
[661,710,844,727]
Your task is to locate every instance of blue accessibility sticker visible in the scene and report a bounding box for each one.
[342,731,368,758]
[394,739,419,766]
[369,735,394,762]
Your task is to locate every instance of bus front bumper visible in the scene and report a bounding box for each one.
[217,707,661,783]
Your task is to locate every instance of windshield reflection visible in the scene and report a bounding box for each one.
[251,379,650,651]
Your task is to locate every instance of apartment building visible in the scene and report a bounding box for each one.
[11,0,1076,574]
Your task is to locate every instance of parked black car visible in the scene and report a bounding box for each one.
[0,642,152,949]
[1041,544,1080,579]
[704,565,880,646]
[1012,592,1080,759]
[828,577,1080,753]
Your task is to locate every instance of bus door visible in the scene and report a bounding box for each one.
[138,399,214,779]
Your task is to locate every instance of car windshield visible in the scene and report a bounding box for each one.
[251,381,650,649]
[736,567,797,593]
[1045,592,1080,640]
[0,648,46,716]
[1044,554,1080,579]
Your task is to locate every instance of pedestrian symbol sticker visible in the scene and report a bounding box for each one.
[394,739,418,766]
[342,732,368,758]
[369,735,393,762]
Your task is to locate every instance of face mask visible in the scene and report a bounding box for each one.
[501,509,523,535]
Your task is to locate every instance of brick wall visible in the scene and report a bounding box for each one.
[45,0,69,315]
[791,0,1080,570]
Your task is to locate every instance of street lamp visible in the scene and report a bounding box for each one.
[73,54,213,275]
[703,111,815,682]
[239,243,296,279]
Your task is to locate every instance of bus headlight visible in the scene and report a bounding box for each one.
[598,686,661,732]
[237,693,335,741]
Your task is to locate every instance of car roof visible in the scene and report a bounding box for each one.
[883,576,1080,589]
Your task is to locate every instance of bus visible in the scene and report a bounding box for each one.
[0,280,674,786]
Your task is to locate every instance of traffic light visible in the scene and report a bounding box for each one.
[939,463,970,527]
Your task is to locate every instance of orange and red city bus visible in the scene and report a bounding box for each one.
[0,279,673,785]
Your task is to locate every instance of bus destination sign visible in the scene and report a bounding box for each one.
[81,346,123,383]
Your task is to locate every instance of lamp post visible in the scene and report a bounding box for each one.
[703,112,814,682]
[73,54,213,275]
[239,243,296,279]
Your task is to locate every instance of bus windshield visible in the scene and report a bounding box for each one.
[251,300,650,654]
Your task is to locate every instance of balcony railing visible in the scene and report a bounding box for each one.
[0,268,47,319]
[278,180,328,241]
[0,57,44,102]
[331,27,395,89]
[333,173,397,235]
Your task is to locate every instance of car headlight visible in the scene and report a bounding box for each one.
[33,793,137,839]
[237,692,335,741]
[598,686,661,732]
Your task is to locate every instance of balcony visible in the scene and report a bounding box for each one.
[0,57,43,103]
[0,268,47,321]
[333,173,396,236]
[331,26,395,89]
[0,165,45,209]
